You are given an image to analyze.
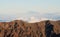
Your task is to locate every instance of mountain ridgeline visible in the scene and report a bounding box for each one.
[0,20,60,37]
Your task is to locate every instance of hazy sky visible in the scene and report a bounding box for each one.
[0,0,60,22]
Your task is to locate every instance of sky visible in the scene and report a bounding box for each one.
[0,0,60,22]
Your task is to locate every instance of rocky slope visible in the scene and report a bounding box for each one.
[0,20,60,37]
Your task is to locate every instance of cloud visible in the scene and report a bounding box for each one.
[0,11,60,22]
[14,17,29,22]
[40,17,55,21]
[28,16,40,23]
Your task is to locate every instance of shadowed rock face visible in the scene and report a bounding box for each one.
[0,20,60,37]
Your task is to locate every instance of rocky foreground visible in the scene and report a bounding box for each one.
[0,20,60,37]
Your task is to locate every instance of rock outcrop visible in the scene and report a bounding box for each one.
[0,20,60,37]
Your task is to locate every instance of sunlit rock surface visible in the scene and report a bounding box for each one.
[0,20,60,37]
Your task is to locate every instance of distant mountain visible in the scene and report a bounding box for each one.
[0,20,5,22]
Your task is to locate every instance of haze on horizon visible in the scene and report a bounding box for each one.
[0,0,60,22]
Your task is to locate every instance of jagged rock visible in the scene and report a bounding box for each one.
[0,20,60,37]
